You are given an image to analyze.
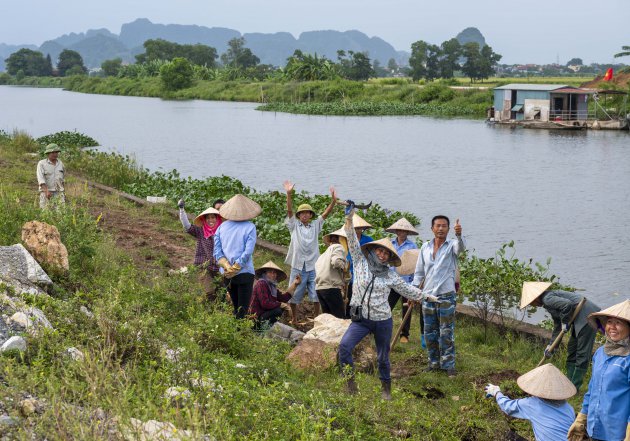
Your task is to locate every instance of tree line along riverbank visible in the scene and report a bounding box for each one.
[0,129,582,439]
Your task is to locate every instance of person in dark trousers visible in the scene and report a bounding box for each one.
[214,194,261,319]
[345,213,373,318]
[249,261,301,329]
[315,228,349,319]
[520,281,601,390]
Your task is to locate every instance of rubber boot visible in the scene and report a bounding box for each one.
[381,380,392,401]
[571,367,588,392]
[346,378,358,395]
[566,362,576,383]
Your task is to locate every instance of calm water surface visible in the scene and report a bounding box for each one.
[1,86,628,309]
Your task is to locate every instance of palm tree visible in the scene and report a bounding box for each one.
[614,45,630,58]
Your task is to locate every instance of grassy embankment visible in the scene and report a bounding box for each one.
[0,130,586,440]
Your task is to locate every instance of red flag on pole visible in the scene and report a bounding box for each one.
[603,68,613,81]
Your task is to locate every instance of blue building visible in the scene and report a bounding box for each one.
[492,84,591,122]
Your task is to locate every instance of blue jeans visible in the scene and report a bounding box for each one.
[338,317,393,382]
[288,266,317,304]
[423,292,456,370]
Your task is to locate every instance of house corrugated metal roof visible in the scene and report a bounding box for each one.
[494,84,569,91]
[511,104,524,111]
[552,87,593,94]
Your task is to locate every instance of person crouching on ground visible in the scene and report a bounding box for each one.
[249,261,301,330]
[214,194,261,319]
[338,200,437,400]
[520,281,601,390]
[567,299,630,441]
[315,228,349,319]
[282,180,337,326]
[178,199,222,301]
[385,217,419,345]
[484,363,576,441]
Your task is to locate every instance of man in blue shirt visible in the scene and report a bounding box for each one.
[412,215,465,376]
[385,218,419,344]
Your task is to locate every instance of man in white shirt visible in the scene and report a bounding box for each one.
[36,143,65,209]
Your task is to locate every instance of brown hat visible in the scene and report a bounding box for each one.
[587,299,630,332]
[516,363,577,400]
[255,261,287,282]
[323,228,347,246]
[193,207,221,226]
[385,218,419,236]
[218,194,262,221]
[352,213,372,230]
[362,238,401,267]
[519,282,553,309]
[396,249,420,276]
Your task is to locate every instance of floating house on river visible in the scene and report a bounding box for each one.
[489,83,628,130]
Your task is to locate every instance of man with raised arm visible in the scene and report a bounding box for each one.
[412,216,465,377]
[283,180,337,327]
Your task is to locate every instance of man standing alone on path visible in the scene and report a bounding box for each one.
[283,180,337,327]
[413,216,465,377]
[37,143,65,209]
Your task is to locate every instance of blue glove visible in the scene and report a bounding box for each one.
[484,384,501,398]
[344,200,355,216]
[177,199,185,209]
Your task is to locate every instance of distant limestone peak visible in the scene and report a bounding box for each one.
[456,27,486,47]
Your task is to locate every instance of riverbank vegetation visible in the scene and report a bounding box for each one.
[0,129,582,439]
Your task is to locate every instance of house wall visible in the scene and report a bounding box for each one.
[523,99,550,121]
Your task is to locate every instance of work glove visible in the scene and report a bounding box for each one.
[484,384,501,398]
[544,344,554,358]
[217,257,232,272]
[224,262,241,279]
[425,294,439,303]
[567,412,587,441]
[344,200,355,216]
[563,323,570,333]
[177,199,185,209]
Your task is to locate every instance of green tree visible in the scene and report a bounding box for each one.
[461,42,482,83]
[425,44,441,81]
[136,39,218,67]
[409,40,429,81]
[614,45,630,58]
[101,58,123,77]
[387,58,398,75]
[284,50,338,81]
[160,57,194,90]
[566,57,583,66]
[220,37,259,69]
[5,48,51,76]
[439,38,461,79]
[337,50,374,81]
[57,49,87,76]
[44,54,53,76]
[478,45,502,81]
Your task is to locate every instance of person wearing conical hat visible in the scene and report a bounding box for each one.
[345,212,374,318]
[412,215,465,377]
[520,282,601,390]
[385,218,419,345]
[315,228,349,319]
[484,363,576,441]
[37,143,65,208]
[338,202,438,400]
[282,180,337,326]
[177,198,223,301]
[213,194,261,319]
[249,261,302,329]
[568,299,630,441]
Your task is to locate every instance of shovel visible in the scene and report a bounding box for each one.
[336,200,372,210]
[536,297,587,367]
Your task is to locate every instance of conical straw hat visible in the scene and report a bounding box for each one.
[520,281,552,309]
[516,363,577,400]
[323,228,347,246]
[587,299,630,332]
[255,261,287,282]
[193,207,221,226]
[218,194,262,221]
[385,218,419,235]
[362,238,401,267]
[352,213,372,229]
[396,249,420,276]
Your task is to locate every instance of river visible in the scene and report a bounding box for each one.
[1,86,628,310]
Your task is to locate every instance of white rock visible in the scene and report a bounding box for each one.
[164,387,191,400]
[80,306,94,318]
[303,313,351,344]
[9,312,32,329]
[27,307,53,329]
[146,196,167,203]
[1,336,27,352]
[127,418,193,440]
[66,347,85,361]
[235,363,247,369]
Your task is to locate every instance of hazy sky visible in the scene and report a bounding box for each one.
[1,0,627,64]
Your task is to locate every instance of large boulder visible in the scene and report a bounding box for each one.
[21,221,69,272]
[0,244,52,295]
[287,314,376,372]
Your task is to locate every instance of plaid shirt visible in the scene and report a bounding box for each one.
[187,225,219,272]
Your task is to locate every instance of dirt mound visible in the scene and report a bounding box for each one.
[581,71,630,89]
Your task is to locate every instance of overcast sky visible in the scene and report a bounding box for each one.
[1,0,627,64]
